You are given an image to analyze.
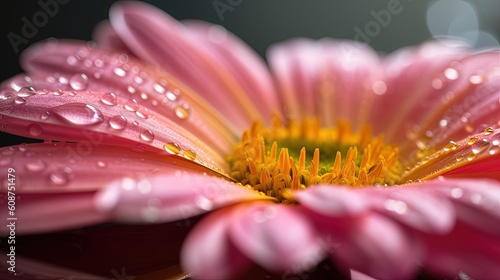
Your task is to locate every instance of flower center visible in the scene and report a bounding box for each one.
[227,117,404,202]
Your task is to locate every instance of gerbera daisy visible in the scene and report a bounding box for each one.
[1,1,500,279]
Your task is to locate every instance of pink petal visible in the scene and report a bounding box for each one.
[0,84,228,173]
[430,178,500,236]
[423,222,500,279]
[181,208,251,279]
[109,2,266,130]
[0,143,215,234]
[328,214,420,279]
[373,40,468,144]
[364,185,456,234]
[183,20,280,122]
[18,40,236,157]
[294,185,369,216]
[92,20,131,54]
[227,202,325,273]
[95,173,265,223]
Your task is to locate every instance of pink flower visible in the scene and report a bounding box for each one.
[1,1,500,279]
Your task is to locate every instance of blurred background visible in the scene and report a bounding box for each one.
[1,0,500,146]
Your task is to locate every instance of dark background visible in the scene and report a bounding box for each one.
[1,0,500,147]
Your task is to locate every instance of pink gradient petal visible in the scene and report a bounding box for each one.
[423,223,500,279]
[228,202,325,273]
[181,208,251,280]
[0,86,228,173]
[18,40,236,156]
[430,178,500,236]
[92,20,131,54]
[95,173,265,223]
[329,214,420,279]
[266,39,319,120]
[294,185,369,216]
[183,20,281,121]
[109,2,265,130]
[365,185,456,234]
[374,40,468,144]
[0,143,216,234]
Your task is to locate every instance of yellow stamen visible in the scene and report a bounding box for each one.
[226,116,404,202]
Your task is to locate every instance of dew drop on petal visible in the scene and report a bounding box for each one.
[25,160,45,172]
[384,199,408,214]
[69,74,89,90]
[165,91,177,102]
[471,139,490,155]
[484,127,494,135]
[489,145,500,155]
[124,99,139,112]
[439,119,448,127]
[140,130,155,142]
[431,78,443,89]
[127,86,136,94]
[444,68,459,80]
[443,141,459,151]
[0,90,15,101]
[164,142,180,155]
[469,75,483,85]
[113,67,127,77]
[49,168,72,186]
[196,196,213,211]
[52,103,104,126]
[14,97,26,105]
[183,150,196,161]
[467,137,479,145]
[175,104,190,119]
[153,83,165,94]
[27,123,42,137]
[470,193,482,204]
[100,92,117,106]
[0,157,12,166]
[17,86,36,97]
[52,90,64,96]
[41,111,51,120]
[67,56,77,65]
[466,152,476,161]
[372,80,387,95]
[10,76,32,91]
[108,115,127,130]
[450,188,463,199]
[134,76,144,85]
[97,161,106,168]
[140,92,148,100]
[136,107,149,119]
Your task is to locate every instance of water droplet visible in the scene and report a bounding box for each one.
[443,141,459,151]
[27,123,42,137]
[124,99,139,112]
[196,196,213,211]
[49,168,72,186]
[96,161,106,168]
[153,83,165,94]
[471,193,482,204]
[431,78,443,89]
[133,120,139,126]
[165,91,177,102]
[140,130,155,142]
[164,142,180,155]
[137,178,151,194]
[53,89,64,96]
[41,111,51,120]
[183,150,196,160]
[108,115,127,130]
[469,75,483,84]
[10,76,32,91]
[467,137,479,145]
[0,157,12,166]
[484,127,494,135]
[466,152,476,161]
[26,160,45,172]
[135,107,149,119]
[464,123,475,133]
[451,188,463,198]
[69,74,89,90]
[384,199,408,214]
[134,76,144,85]
[52,103,104,126]
[0,90,15,101]
[372,80,387,95]
[113,67,127,77]
[100,92,117,106]
[175,104,190,119]
[127,86,136,94]
[58,76,69,84]
[67,56,77,65]
[140,92,148,100]
[17,86,36,97]
[439,119,448,127]
[489,145,500,155]
[444,68,459,80]
[471,139,490,155]
[14,97,26,105]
